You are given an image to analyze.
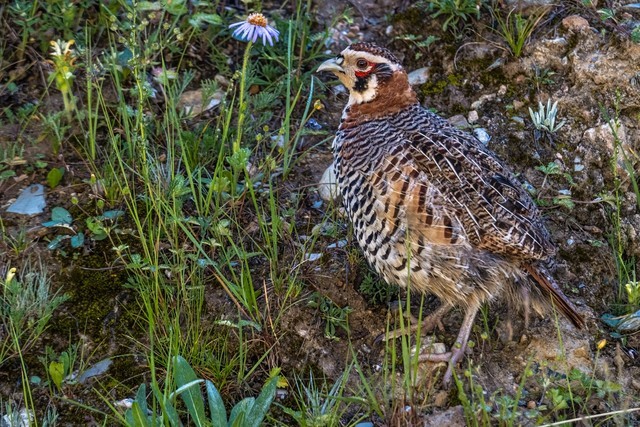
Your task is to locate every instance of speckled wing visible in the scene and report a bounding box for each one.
[366,117,555,261]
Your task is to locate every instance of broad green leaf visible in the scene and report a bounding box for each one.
[206,380,227,426]
[49,361,64,390]
[52,206,72,223]
[47,167,65,189]
[130,401,152,427]
[228,398,253,426]
[189,13,223,27]
[47,234,69,250]
[246,376,278,427]
[71,232,85,248]
[151,382,181,427]
[173,356,206,426]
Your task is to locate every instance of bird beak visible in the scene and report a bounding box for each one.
[317,57,344,74]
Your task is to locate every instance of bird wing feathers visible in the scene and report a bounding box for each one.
[359,115,555,261]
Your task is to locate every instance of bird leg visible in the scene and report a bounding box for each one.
[377,303,451,343]
[418,303,480,386]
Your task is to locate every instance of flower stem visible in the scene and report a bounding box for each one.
[234,41,253,153]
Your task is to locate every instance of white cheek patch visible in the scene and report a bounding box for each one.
[348,74,378,105]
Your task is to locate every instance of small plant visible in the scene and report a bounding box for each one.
[120,356,279,427]
[394,34,440,59]
[491,8,547,57]
[529,65,556,92]
[425,0,481,34]
[529,99,566,134]
[308,293,352,340]
[358,272,398,305]
[0,260,69,365]
[534,162,576,209]
[283,371,353,426]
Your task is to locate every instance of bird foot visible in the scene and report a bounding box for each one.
[375,304,450,344]
[418,343,466,386]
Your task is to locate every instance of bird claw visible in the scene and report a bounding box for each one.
[418,345,466,386]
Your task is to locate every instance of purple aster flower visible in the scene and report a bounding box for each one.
[229,13,279,46]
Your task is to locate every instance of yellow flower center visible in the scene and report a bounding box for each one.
[247,13,267,27]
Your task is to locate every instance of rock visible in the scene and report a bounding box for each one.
[512,100,525,110]
[177,89,223,116]
[423,406,465,427]
[467,110,479,124]
[511,116,525,126]
[448,114,470,129]
[473,128,491,145]
[408,67,430,86]
[562,15,590,32]
[471,93,496,110]
[318,163,339,202]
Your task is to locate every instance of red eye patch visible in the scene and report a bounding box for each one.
[354,62,375,78]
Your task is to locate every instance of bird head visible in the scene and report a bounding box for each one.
[317,42,413,107]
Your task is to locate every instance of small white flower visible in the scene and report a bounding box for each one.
[229,13,279,46]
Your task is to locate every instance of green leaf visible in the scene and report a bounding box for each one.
[189,13,223,27]
[161,0,187,15]
[228,398,253,426]
[245,376,278,427]
[151,382,181,427]
[0,169,16,181]
[206,380,228,426]
[100,210,125,220]
[49,360,65,390]
[47,234,70,250]
[136,1,162,11]
[130,401,152,427]
[46,206,73,226]
[135,383,150,418]
[173,356,206,426]
[71,232,85,248]
[47,167,65,188]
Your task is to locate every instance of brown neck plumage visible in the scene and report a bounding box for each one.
[340,71,418,129]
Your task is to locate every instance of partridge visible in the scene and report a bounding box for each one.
[318,43,584,384]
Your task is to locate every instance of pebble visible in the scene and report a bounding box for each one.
[467,110,479,124]
[511,116,525,126]
[562,15,590,32]
[318,163,339,202]
[448,114,470,129]
[408,67,430,86]
[473,128,491,145]
[471,93,496,110]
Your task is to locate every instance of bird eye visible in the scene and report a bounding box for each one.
[356,59,369,69]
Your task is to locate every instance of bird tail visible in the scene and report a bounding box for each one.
[523,264,585,329]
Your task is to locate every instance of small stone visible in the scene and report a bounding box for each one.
[408,67,430,86]
[448,114,470,129]
[562,15,590,32]
[527,400,536,410]
[471,93,496,110]
[318,163,339,202]
[497,85,507,96]
[385,25,394,36]
[433,390,449,407]
[513,100,525,110]
[467,110,479,124]
[474,128,491,145]
[511,116,525,126]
